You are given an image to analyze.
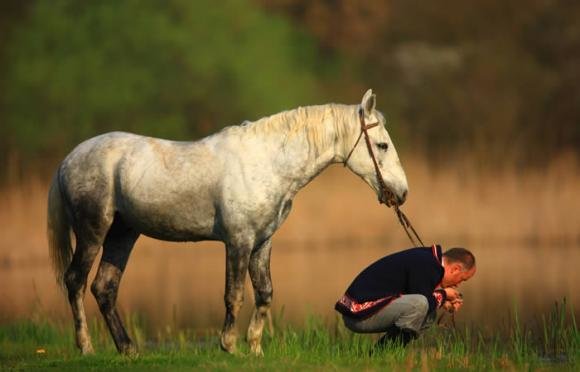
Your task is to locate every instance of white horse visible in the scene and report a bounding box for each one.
[47,89,408,355]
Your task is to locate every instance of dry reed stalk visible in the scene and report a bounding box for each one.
[1,156,578,260]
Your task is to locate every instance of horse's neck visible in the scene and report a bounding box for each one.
[261,104,356,193]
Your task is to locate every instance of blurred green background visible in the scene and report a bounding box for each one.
[1,0,578,181]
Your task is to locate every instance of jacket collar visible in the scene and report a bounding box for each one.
[431,244,443,264]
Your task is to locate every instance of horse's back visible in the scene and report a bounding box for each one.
[60,132,162,192]
[58,132,223,241]
[59,131,139,200]
[62,131,148,169]
[61,131,218,185]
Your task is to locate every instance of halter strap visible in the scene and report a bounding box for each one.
[343,108,425,247]
[343,119,379,166]
[343,109,389,205]
[395,206,425,247]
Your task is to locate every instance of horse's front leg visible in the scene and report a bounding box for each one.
[220,242,252,354]
[247,238,273,356]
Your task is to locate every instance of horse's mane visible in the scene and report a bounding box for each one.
[226,104,355,154]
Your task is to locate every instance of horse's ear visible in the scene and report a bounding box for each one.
[361,89,376,116]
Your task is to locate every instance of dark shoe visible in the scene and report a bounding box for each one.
[375,326,417,350]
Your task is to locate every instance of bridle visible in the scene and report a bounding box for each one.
[343,108,425,247]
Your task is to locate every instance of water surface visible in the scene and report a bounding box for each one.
[1,239,577,332]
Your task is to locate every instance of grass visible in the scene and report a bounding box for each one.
[1,301,577,371]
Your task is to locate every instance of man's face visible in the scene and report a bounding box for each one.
[441,262,476,288]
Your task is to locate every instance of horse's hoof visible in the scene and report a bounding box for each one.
[220,343,238,354]
[120,344,139,358]
[249,342,263,356]
[80,343,94,355]
[220,335,238,354]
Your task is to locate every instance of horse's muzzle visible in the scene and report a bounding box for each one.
[379,188,406,207]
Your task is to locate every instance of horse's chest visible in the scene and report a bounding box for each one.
[258,198,293,236]
[226,196,293,237]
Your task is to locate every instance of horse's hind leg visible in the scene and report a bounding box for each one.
[64,240,101,354]
[247,239,273,356]
[220,242,252,354]
[91,215,139,355]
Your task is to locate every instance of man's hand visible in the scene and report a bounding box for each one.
[442,298,463,313]
[442,287,464,313]
[443,287,461,301]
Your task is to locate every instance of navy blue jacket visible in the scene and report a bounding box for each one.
[335,245,446,319]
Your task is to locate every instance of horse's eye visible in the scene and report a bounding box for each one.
[377,142,389,151]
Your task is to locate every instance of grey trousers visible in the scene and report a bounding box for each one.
[342,294,435,334]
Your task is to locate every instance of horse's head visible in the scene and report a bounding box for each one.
[343,89,408,206]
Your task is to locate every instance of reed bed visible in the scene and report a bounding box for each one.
[1,154,578,263]
[1,157,579,317]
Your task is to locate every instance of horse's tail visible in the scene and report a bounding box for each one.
[47,168,73,288]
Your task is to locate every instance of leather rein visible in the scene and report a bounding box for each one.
[343,109,425,247]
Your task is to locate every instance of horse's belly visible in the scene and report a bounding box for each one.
[120,197,218,242]
[140,228,217,243]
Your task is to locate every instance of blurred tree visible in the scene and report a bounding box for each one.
[384,0,580,165]
[260,0,580,166]
[0,1,31,180]
[1,0,578,178]
[0,0,320,174]
[521,1,580,162]
[258,0,390,55]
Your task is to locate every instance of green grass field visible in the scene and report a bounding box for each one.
[1,301,577,371]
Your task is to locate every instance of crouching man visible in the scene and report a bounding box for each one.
[335,245,476,348]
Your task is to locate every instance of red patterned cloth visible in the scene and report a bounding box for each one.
[433,290,445,307]
[335,293,398,319]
